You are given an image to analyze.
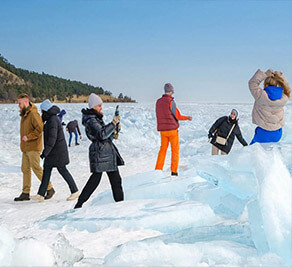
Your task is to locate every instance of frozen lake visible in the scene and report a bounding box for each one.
[0,102,291,266]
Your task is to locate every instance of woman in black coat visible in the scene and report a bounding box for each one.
[31,100,79,202]
[74,93,124,209]
[208,109,248,155]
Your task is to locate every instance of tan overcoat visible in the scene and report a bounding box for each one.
[20,103,43,152]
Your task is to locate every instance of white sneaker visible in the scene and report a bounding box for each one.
[30,194,44,202]
[66,191,80,201]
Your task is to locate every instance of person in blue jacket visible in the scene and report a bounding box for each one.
[57,109,66,126]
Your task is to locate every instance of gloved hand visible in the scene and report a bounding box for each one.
[113,132,119,140]
[208,133,213,139]
[40,153,45,159]
[113,115,120,125]
[265,68,274,77]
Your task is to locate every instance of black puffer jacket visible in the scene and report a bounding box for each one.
[82,108,124,173]
[42,106,69,167]
[209,116,247,154]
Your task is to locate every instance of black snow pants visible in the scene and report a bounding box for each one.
[74,170,123,208]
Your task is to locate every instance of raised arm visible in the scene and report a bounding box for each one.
[88,118,115,141]
[248,69,275,100]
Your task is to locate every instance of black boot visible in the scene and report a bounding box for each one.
[75,143,80,146]
[14,193,30,201]
[45,188,55,200]
[74,201,83,209]
[171,172,178,176]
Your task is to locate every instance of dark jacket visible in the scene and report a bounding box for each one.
[66,120,81,134]
[41,106,69,167]
[82,108,124,173]
[209,116,247,154]
[156,94,179,131]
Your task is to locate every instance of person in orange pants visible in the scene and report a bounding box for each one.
[155,83,192,176]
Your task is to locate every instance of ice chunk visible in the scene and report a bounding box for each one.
[247,146,292,264]
[149,222,254,247]
[194,145,292,264]
[41,199,221,234]
[0,226,55,266]
[91,171,202,205]
[185,182,246,219]
[52,233,83,266]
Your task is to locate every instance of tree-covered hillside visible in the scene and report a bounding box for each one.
[0,54,135,103]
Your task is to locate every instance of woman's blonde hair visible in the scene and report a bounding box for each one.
[264,73,290,98]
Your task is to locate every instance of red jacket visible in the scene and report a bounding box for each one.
[156,94,188,131]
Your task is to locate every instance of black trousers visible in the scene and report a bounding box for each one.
[76,170,124,206]
[38,165,78,196]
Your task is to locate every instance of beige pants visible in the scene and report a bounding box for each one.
[21,151,53,194]
[211,145,227,156]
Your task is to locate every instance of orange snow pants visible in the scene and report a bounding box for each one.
[155,129,179,173]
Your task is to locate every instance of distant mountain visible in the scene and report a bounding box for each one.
[0,54,135,103]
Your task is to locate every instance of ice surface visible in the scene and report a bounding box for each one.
[0,102,291,265]
[104,239,285,266]
[0,226,14,265]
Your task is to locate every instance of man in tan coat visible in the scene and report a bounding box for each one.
[14,94,55,201]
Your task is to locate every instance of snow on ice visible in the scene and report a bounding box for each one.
[0,102,291,266]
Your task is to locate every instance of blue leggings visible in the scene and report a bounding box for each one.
[69,131,78,145]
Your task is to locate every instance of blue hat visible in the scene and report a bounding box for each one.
[40,99,53,112]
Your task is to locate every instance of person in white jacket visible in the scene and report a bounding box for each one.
[249,69,290,144]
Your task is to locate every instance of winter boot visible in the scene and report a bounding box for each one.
[45,188,55,200]
[30,194,45,202]
[74,201,83,209]
[171,172,178,176]
[75,143,80,146]
[66,191,80,201]
[14,192,30,201]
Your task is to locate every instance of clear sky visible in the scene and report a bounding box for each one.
[1,0,291,103]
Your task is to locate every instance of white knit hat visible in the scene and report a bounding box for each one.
[231,109,238,118]
[40,99,53,111]
[88,93,103,109]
